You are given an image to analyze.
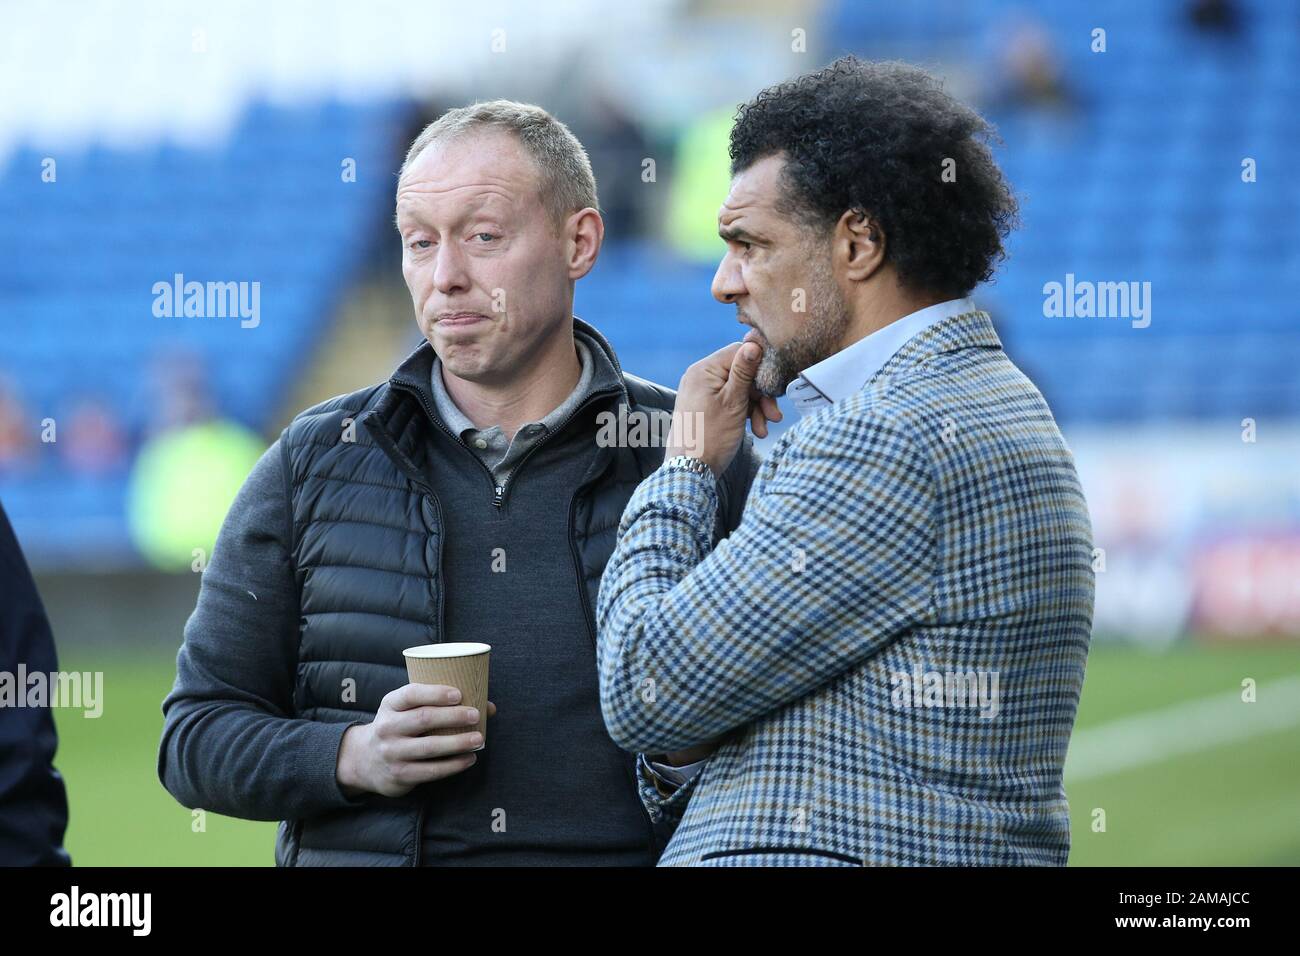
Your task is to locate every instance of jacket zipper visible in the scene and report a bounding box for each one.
[567,488,599,653]
[494,384,622,510]
[374,388,451,867]
[566,472,657,856]
[411,474,444,868]
[558,414,665,858]
[398,384,506,509]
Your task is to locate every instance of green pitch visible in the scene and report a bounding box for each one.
[53,643,1300,866]
[1065,643,1300,866]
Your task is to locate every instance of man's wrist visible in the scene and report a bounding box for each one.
[662,452,718,479]
[335,723,368,796]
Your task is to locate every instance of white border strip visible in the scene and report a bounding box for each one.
[1065,674,1300,781]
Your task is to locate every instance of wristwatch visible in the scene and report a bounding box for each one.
[662,454,713,479]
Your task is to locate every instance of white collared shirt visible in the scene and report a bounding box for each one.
[785,297,977,417]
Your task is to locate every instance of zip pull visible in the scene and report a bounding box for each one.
[492,484,504,508]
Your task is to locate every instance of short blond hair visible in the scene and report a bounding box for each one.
[398,100,599,228]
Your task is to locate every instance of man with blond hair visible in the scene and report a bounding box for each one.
[159,100,758,866]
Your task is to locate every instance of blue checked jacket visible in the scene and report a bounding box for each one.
[597,309,1094,866]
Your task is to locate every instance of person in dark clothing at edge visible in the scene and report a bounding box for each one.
[0,501,72,866]
[157,100,759,866]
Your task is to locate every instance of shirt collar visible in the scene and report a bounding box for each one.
[785,297,976,416]
[429,338,594,439]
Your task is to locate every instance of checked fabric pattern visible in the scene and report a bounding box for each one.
[597,309,1095,866]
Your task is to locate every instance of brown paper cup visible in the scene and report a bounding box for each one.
[402,642,491,748]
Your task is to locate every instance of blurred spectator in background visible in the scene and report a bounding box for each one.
[145,348,215,437]
[0,500,71,866]
[570,91,655,239]
[1187,0,1244,36]
[987,12,1077,115]
[59,397,127,477]
[128,349,263,570]
[0,378,35,474]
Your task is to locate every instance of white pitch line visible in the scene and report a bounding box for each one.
[1064,674,1300,782]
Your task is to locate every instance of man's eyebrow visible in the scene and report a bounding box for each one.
[394,205,418,231]
[394,194,507,231]
[718,224,763,244]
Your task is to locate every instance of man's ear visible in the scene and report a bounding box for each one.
[835,209,885,282]
[567,207,604,280]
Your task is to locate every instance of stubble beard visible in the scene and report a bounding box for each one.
[752,258,852,398]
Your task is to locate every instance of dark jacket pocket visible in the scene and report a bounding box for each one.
[699,846,862,866]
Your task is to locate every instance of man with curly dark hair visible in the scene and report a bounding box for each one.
[716,55,1020,398]
[597,57,1095,866]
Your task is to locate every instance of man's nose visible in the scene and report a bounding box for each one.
[711,253,744,304]
[432,243,471,297]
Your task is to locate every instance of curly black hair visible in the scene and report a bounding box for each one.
[730,56,1019,299]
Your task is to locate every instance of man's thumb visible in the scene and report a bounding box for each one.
[727,342,761,392]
